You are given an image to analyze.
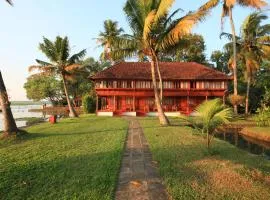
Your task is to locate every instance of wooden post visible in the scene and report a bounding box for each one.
[186,96,190,114]
[133,96,135,111]
[206,96,208,101]
[96,96,99,113]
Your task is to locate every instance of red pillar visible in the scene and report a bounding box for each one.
[96,96,99,113]
[113,96,116,111]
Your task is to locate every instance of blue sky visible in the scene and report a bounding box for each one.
[0,0,269,100]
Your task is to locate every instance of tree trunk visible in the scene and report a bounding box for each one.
[155,59,163,103]
[229,8,238,114]
[0,71,18,136]
[150,59,169,126]
[62,75,78,118]
[245,75,251,115]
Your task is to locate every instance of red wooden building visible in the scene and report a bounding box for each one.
[90,62,231,116]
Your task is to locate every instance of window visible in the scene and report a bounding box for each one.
[180,81,189,89]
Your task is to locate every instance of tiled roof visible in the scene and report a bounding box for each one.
[90,62,232,80]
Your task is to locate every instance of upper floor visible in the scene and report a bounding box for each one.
[94,80,228,90]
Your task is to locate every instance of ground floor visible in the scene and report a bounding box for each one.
[96,95,225,116]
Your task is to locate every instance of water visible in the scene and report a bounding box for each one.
[216,129,270,160]
[0,105,47,131]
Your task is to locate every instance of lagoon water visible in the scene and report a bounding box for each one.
[0,105,46,131]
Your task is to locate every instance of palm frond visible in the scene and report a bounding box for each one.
[154,0,175,23]
[237,0,268,9]
[68,49,87,64]
[159,0,219,50]
[39,37,58,63]
[6,0,12,5]
[28,65,55,74]
[35,59,53,66]
[143,10,156,41]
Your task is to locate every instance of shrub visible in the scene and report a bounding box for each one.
[228,94,245,106]
[254,106,270,127]
[82,95,96,113]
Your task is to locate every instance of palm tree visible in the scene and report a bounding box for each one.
[220,0,267,114]
[29,36,86,117]
[112,0,219,125]
[222,12,270,114]
[97,20,124,62]
[0,72,18,136]
[0,0,19,137]
[182,99,233,149]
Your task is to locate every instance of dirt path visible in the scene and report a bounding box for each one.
[115,118,169,200]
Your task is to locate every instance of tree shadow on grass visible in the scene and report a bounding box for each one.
[149,139,270,199]
[0,150,122,200]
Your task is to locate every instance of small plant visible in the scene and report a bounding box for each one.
[181,99,233,149]
[254,106,270,127]
[82,95,95,114]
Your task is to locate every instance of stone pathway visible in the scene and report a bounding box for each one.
[115,118,169,200]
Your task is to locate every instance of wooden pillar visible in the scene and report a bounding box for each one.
[114,96,116,111]
[205,96,208,101]
[96,95,99,113]
[133,96,135,111]
[186,95,190,114]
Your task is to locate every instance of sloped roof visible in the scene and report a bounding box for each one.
[90,62,231,80]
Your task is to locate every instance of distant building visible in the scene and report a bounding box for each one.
[90,62,231,116]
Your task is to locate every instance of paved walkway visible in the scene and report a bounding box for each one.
[115,118,169,200]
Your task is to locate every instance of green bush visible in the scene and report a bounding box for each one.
[254,106,270,127]
[82,95,96,113]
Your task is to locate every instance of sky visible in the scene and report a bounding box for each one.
[0,0,269,101]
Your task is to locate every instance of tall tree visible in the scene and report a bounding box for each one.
[210,50,230,73]
[160,34,208,64]
[29,36,86,117]
[24,74,64,105]
[0,72,18,136]
[220,0,267,114]
[112,0,218,125]
[222,12,270,114]
[97,20,124,62]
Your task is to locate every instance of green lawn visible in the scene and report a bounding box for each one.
[140,118,270,200]
[0,115,128,200]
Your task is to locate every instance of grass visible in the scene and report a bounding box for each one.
[0,115,128,200]
[140,118,270,200]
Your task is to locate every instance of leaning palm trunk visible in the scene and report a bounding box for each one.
[155,59,163,103]
[228,8,238,114]
[150,59,169,125]
[0,71,18,136]
[62,75,78,118]
[245,75,251,115]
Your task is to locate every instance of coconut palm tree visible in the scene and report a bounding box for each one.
[0,0,19,137]
[97,20,124,62]
[112,0,219,125]
[220,0,267,114]
[222,12,270,114]
[182,99,233,149]
[0,72,18,136]
[29,36,86,117]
